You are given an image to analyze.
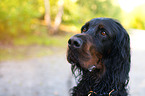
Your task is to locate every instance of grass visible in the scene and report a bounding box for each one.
[0,23,78,61]
[13,35,69,47]
[0,33,75,61]
[0,46,64,61]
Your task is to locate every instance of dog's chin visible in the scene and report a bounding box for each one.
[69,60,97,72]
[67,55,80,67]
[67,55,97,71]
[67,46,103,72]
[67,59,76,66]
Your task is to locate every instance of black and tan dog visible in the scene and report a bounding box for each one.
[67,18,130,96]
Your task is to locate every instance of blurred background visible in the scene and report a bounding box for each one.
[0,0,145,96]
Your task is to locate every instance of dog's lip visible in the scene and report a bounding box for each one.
[67,51,77,65]
[69,61,75,65]
[71,63,75,65]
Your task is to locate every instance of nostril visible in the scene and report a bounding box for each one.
[74,40,80,48]
[68,39,72,46]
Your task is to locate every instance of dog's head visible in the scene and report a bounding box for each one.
[67,18,130,75]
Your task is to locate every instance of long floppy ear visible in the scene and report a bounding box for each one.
[106,21,131,84]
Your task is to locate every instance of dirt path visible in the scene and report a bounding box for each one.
[0,29,145,96]
[0,51,73,96]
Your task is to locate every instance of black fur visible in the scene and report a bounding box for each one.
[67,18,130,96]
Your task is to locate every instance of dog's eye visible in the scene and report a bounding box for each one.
[101,31,106,36]
[82,27,87,32]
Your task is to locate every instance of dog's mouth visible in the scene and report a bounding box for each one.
[67,34,103,71]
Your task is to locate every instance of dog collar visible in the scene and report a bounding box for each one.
[88,66,96,72]
[88,89,117,96]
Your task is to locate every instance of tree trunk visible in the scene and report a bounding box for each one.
[53,0,64,34]
[44,0,51,29]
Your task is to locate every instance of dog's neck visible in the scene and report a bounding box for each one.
[71,68,126,96]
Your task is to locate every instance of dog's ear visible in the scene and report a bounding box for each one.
[108,21,130,84]
[114,22,130,61]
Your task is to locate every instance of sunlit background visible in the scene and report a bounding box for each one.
[0,0,145,96]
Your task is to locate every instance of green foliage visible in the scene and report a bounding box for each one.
[0,0,44,42]
[63,0,122,26]
[0,0,144,46]
[128,4,145,29]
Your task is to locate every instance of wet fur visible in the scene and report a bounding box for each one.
[67,18,130,96]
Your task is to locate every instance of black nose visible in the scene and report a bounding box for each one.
[68,36,83,48]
